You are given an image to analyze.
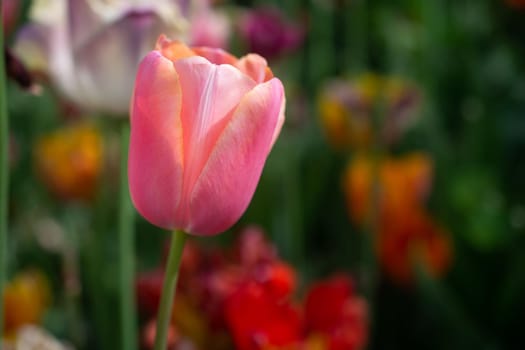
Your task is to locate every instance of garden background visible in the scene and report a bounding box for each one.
[2,0,525,349]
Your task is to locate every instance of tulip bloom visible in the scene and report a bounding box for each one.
[343,153,452,284]
[319,74,420,149]
[34,123,103,202]
[343,153,433,224]
[224,282,302,350]
[3,271,51,337]
[239,7,304,60]
[14,0,190,115]
[304,275,368,350]
[378,209,452,285]
[129,36,285,235]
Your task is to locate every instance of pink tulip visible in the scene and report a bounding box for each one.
[129,36,285,236]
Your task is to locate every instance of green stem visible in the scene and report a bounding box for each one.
[119,122,137,350]
[0,11,10,335]
[361,90,386,346]
[84,220,112,350]
[63,210,85,347]
[154,230,186,350]
[85,121,115,350]
[333,0,347,75]
[362,156,380,298]
[416,267,486,346]
[348,0,367,71]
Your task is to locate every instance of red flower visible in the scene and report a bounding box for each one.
[234,225,277,267]
[378,210,452,285]
[255,262,297,301]
[136,270,164,318]
[305,275,353,333]
[304,275,368,350]
[224,282,302,350]
[507,0,525,8]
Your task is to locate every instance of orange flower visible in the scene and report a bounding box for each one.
[343,153,433,224]
[3,271,51,337]
[34,123,103,201]
[377,210,452,284]
[343,153,452,284]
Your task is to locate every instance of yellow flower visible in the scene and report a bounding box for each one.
[3,271,51,337]
[319,73,420,149]
[34,123,103,202]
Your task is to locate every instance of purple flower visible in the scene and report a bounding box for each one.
[239,7,304,60]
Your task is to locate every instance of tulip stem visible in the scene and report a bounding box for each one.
[0,13,9,335]
[154,230,187,350]
[361,90,386,344]
[119,122,137,350]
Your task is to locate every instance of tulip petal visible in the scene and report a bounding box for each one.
[235,54,273,83]
[156,34,197,61]
[13,24,51,72]
[187,78,285,235]
[173,56,256,206]
[129,51,184,230]
[73,11,183,114]
[271,94,286,148]
[68,0,104,49]
[192,47,238,66]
